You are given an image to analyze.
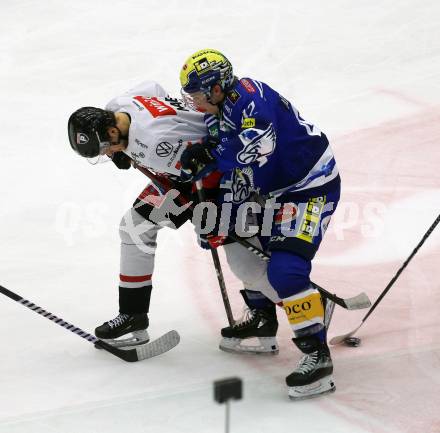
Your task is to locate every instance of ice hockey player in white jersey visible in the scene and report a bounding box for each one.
[67,81,281,354]
[68,81,207,347]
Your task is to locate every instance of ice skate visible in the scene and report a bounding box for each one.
[286,335,335,400]
[220,304,279,355]
[95,313,150,348]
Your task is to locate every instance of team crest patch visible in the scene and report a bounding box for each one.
[228,167,255,203]
[227,90,241,105]
[237,123,276,167]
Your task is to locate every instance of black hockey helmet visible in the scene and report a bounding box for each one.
[68,107,116,158]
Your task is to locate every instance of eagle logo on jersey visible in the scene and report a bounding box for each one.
[231,167,255,203]
[237,123,276,167]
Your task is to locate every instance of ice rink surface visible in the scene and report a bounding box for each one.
[1,1,440,432]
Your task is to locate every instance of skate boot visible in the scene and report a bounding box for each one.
[286,335,335,400]
[95,313,149,348]
[220,291,279,355]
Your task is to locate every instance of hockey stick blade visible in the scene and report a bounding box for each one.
[329,324,362,345]
[95,330,180,362]
[0,284,180,362]
[311,283,371,310]
[339,292,371,310]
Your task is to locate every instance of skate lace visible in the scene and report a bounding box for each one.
[233,307,257,329]
[108,313,130,329]
[296,351,319,375]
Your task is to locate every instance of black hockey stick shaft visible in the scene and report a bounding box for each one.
[195,180,235,325]
[134,165,234,324]
[134,165,366,309]
[0,284,138,362]
[0,284,98,342]
[362,212,440,323]
[330,212,440,345]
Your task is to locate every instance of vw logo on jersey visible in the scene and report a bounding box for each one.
[156,141,173,157]
[77,133,89,145]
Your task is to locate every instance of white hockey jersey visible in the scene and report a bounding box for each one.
[105,81,207,176]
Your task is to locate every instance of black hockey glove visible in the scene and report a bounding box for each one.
[111,152,132,170]
[180,139,217,177]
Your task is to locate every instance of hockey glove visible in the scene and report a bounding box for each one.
[180,140,217,181]
[206,234,228,249]
[198,234,228,250]
[111,152,132,169]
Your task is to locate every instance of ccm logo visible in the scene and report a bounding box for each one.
[284,301,311,314]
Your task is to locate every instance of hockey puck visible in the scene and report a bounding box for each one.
[344,337,361,347]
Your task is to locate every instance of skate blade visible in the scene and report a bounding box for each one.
[95,330,150,349]
[288,376,336,401]
[219,337,279,355]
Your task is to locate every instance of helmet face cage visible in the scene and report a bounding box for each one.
[68,107,115,158]
[180,88,211,113]
[180,49,234,109]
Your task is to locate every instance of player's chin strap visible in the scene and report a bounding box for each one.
[133,164,371,311]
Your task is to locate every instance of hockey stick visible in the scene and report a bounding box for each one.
[195,180,235,325]
[132,164,233,324]
[223,239,370,310]
[134,165,371,311]
[0,284,180,362]
[330,212,440,345]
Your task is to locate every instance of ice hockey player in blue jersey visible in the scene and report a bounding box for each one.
[179,48,341,400]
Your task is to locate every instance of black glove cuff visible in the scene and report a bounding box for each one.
[205,135,220,149]
[112,152,132,170]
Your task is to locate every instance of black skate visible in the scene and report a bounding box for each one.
[286,335,335,400]
[220,300,279,355]
[95,313,149,348]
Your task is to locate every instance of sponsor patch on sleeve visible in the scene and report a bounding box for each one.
[240,78,256,93]
[241,117,256,129]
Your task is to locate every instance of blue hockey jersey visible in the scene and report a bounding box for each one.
[205,78,340,201]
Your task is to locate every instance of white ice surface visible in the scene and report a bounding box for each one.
[1,1,440,432]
